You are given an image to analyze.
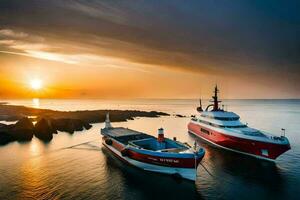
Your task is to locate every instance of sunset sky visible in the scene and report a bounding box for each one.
[0,0,299,99]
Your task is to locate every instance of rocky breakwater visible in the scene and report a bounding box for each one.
[0,117,92,144]
[0,117,34,144]
[0,104,169,145]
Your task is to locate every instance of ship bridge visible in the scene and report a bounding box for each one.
[201,111,240,121]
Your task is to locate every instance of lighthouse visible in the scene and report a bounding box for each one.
[105,113,112,129]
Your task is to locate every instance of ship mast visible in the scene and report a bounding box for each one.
[212,85,221,111]
[204,85,222,112]
[197,99,203,112]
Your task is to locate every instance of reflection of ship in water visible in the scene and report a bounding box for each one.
[189,133,286,199]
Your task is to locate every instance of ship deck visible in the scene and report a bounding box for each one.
[101,127,154,145]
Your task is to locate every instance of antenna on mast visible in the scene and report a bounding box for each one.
[197,98,203,112]
[212,85,221,111]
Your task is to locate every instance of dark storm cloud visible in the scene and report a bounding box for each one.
[0,0,300,76]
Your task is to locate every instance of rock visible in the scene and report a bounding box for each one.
[0,114,23,121]
[0,104,169,124]
[52,119,73,133]
[0,133,13,145]
[14,117,34,130]
[0,123,6,128]
[34,118,54,141]
[10,117,34,141]
[51,118,92,134]
[0,104,168,145]
[83,122,92,130]
[72,119,84,131]
[0,127,14,145]
[0,116,90,145]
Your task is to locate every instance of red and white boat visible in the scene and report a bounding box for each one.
[101,114,205,181]
[188,86,291,161]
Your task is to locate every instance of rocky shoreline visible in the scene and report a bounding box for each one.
[0,104,169,145]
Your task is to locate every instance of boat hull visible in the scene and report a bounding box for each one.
[188,122,290,160]
[102,137,204,181]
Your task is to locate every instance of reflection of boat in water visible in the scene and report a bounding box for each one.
[101,113,205,181]
[101,148,204,199]
[188,86,291,161]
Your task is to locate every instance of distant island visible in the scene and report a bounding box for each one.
[0,103,169,145]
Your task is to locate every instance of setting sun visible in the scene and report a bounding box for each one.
[30,79,43,90]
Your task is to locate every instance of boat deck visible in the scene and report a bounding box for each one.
[101,127,154,145]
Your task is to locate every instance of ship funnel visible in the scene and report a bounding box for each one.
[105,113,112,129]
[158,128,164,142]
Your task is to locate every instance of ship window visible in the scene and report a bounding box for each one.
[213,124,223,128]
[225,125,247,128]
[201,114,240,121]
[198,119,247,129]
[201,128,210,135]
[214,117,240,121]
[261,149,269,156]
[191,118,197,121]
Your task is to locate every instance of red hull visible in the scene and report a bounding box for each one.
[103,136,203,168]
[188,122,290,160]
[126,148,202,168]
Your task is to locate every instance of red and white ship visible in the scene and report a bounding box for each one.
[101,114,205,181]
[188,86,291,161]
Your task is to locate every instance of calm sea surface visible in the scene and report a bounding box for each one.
[0,99,299,200]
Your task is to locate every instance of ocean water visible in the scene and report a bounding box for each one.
[0,99,299,200]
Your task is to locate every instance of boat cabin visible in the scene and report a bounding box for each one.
[101,127,188,152]
[129,137,187,152]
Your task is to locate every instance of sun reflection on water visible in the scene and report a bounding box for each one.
[19,155,52,199]
[32,98,40,108]
[30,139,42,157]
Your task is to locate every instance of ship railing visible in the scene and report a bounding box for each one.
[260,130,287,141]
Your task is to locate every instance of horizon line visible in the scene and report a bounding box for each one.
[1,98,300,101]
